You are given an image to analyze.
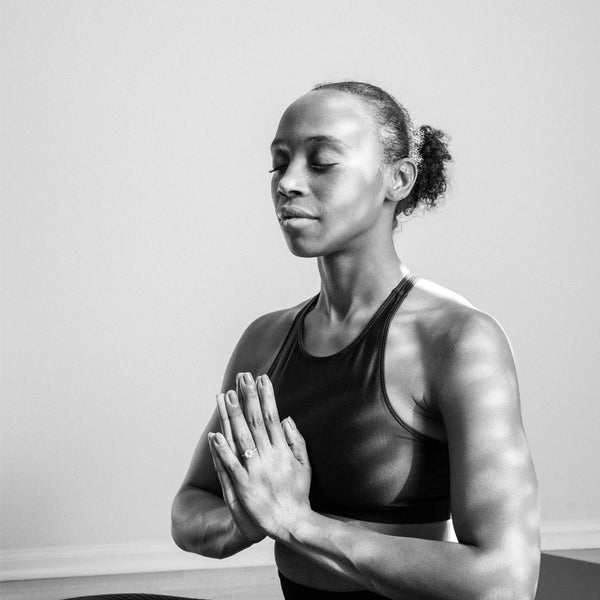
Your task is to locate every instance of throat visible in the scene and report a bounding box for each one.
[302,308,368,357]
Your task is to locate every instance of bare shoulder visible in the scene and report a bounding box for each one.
[395,277,516,410]
[220,297,313,390]
[405,276,511,353]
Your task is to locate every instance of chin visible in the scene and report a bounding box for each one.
[283,236,326,258]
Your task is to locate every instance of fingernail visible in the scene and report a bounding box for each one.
[259,374,271,390]
[208,432,214,441]
[226,391,238,406]
[287,417,296,430]
[243,372,254,385]
[214,432,224,445]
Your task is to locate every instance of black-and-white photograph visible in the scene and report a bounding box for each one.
[1,2,599,599]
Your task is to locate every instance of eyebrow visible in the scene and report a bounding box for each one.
[270,135,350,152]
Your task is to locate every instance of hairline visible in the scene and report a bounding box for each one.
[270,134,351,153]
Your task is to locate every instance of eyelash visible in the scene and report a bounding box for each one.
[268,163,337,174]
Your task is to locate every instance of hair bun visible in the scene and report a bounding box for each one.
[398,125,452,218]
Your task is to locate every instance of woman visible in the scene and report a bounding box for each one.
[171,81,540,600]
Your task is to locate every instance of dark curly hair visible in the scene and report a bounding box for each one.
[312,81,452,227]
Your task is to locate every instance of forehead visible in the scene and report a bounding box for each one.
[271,90,378,150]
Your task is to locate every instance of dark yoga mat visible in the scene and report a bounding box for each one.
[62,595,206,600]
[536,554,600,599]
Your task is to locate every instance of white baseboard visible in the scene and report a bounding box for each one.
[541,519,600,551]
[2,520,599,582]
[0,538,275,582]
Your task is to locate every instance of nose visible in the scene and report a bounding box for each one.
[276,162,308,198]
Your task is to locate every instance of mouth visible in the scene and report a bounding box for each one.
[277,214,319,230]
[277,205,319,223]
[278,216,317,231]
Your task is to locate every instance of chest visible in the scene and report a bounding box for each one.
[301,308,447,443]
[270,348,449,509]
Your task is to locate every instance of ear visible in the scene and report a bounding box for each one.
[385,158,418,203]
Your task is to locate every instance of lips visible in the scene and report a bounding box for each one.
[277,205,318,221]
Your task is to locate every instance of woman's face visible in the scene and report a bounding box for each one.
[270,90,392,258]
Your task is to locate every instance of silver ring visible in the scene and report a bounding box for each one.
[243,447,258,459]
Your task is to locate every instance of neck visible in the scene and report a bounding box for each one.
[315,232,410,320]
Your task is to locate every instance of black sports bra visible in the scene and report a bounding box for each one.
[267,274,450,524]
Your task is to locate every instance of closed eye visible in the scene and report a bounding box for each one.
[268,165,287,173]
[268,163,337,174]
[311,163,337,171]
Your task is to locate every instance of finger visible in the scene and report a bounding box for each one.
[283,417,311,468]
[238,372,271,453]
[257,374,287,447]
[234,373,251,425]
[209,433,241,508]
[210,431,249,485]
[235,373,246,411]
[217,393,239,457]
[223,390,259,460]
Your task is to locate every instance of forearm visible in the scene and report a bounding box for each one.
[171,485,257,558]
[282,512,534,600]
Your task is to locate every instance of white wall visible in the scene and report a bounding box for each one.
[2,0,599,579]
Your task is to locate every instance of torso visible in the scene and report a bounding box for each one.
[242,275,475,590]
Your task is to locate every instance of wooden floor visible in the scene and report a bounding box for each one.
[1,551,599,600]
[0,566,284,600]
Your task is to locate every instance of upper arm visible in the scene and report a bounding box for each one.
[176,307,300,495]
[434,311,540,586]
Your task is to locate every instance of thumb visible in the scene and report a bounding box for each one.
[283,417,310,467]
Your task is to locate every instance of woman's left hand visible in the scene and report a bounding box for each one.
[208,373,313,542]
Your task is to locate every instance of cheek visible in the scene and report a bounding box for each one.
[321,164,383,219]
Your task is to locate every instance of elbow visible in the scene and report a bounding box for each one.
[170,518,190,553]
[170,500,193,553]
[171,530,215,558]
[170,516,224,559]
[170,500,231,560]
[472,586,536,600]
[170,491,204,556]
[462,579,535,600]
[469,551,539,600]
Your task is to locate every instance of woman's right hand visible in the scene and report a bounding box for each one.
[211,375,266,543]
